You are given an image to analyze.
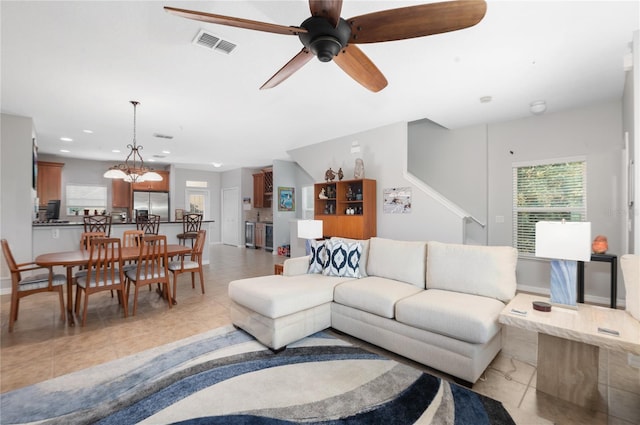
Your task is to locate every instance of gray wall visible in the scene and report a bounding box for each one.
[288,122,465,243]
[408,119,488,244]
[1,114,35,292]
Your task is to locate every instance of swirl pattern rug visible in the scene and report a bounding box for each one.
[1,325,515,424]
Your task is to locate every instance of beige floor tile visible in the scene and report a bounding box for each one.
[0,244,632,425]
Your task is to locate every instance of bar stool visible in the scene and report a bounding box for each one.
[177,213,202,247]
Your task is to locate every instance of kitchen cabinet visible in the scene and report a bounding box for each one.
[36,161,64,206]
[112,179,131,208]
[131,170,169,192]
[255,222,265,249]
[253,167,273,208]
[314,178,376,239]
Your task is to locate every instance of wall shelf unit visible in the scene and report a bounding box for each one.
[314,178,376,239]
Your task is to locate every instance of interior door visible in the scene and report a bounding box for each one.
[222,187,240,246]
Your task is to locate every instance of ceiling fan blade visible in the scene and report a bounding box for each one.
[333,45,387,92]
[347,0,486,44]
[309,0,343,28]
[260,49,314,90]
[164,6,306,36]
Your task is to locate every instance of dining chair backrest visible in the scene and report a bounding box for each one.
[133,235,169,281]
[80,231,106,251]
[85,237,122,285]
[191,229,206,265]
[1,239,21,281]
[136,214,161,235]
[83,215,112,236]
[182,213,203,234]
[122,230,144,247]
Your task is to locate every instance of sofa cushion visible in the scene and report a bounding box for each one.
[366,238,427,288]
[322,240,362,278]
[426,241,517,302]
[229,274,351,319]
[395,289,505,344]
[307,239,327,274]
[333,276,423,319]
[330,237,369,277]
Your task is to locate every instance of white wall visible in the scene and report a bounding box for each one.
[288,122,464,243]
[1,114,35,292]
[488,101,625,301]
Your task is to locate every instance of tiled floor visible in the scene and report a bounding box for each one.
[1,244,638,424]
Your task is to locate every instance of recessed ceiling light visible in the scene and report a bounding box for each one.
[212,162,222,168]
[530,100,547,115]
[60,137,73,142]
[60,149,70,153]
[112,149,121,153]
[162,150,171,154]
[83,129,93,134]
[147,158,156,162]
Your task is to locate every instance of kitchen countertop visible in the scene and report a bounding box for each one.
[33,220,215,227]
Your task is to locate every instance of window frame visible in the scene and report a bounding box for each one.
[512,156,587,257]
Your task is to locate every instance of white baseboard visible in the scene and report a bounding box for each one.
[516,284,626,309]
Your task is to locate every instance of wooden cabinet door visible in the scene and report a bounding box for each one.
[36,161,64,206]
[131,170,169,192]
[253,173,265,208]
[255,222,265,248]
[112,179,131,208]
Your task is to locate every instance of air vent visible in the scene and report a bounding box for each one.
[193,29,237,55]
[153,133,173,140]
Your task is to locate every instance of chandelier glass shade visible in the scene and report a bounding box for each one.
[103,101,163,183]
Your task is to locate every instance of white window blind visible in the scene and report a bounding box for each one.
[512,158,587,256]
[66,185,107,211]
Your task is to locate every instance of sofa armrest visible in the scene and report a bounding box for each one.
[283,256,310,276]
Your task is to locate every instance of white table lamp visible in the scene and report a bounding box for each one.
[535,221,591,307]
[298,220,323,255]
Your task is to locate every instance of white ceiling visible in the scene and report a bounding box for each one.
[1,1,638,172]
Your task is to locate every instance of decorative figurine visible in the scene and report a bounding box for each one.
[319,188,328,199]
[592,235,608,254]
[346,185,354,201]
[325,168,336,182]
[338,168,344,181]
[354,158,365,179]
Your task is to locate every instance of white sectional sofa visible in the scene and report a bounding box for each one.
[228,237,518,384]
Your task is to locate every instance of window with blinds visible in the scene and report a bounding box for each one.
[512,158,587,256]
[66,184,107,215]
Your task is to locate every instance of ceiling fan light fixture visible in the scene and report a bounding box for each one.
[310,36,342,62]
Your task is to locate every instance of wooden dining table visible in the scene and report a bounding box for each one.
[35,244,191,326]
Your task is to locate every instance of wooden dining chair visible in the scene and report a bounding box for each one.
[1,239,66,332]
[74,237,128,326]
[125,234,171,315]
[169,230,206,302]
[136,214,160,235]
[177,213,202,247]
[83,215,112,236]
[76,231,107,292]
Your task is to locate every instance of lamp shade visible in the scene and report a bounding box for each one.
[103,168,127,179]
[535,221,591,261]
[297,220,323,240]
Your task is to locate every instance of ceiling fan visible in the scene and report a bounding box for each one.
[165,0,487,92]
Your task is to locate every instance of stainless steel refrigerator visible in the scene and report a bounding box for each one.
[133,191,170,221]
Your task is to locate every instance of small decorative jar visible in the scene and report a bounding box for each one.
[592,235,608,254]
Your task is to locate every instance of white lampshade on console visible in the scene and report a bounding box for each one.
[298,220,323,240]
[535,221,591,307]
[298,220,323,255]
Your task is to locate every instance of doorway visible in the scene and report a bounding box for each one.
[222,187,240,246]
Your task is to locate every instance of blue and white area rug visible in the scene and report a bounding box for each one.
[1,325,515,424]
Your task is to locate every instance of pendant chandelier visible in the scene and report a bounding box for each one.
[103,101,162,183]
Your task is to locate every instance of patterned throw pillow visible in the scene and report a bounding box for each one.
[307,239,327,274]
[323,240,362,277]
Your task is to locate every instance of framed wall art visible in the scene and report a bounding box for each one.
[278,187,295,211]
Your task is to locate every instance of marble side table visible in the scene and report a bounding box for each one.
[499,293,640,408]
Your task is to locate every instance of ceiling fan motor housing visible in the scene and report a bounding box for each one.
[299,17,351,62]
